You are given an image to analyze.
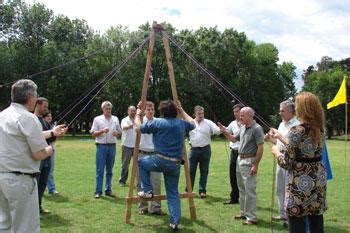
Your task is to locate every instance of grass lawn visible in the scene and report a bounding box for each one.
[40,137,350,232]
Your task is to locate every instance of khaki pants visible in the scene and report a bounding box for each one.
[237,156,257,222]
[0,173,39,233]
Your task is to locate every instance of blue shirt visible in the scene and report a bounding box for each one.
[140,118,195,159]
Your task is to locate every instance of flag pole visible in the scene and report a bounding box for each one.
[345,100,348,172]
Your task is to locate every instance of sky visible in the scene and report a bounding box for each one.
[26,0,350,89]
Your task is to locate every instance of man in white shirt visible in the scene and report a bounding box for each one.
[90,101,121,198]
[188,106,221,198]
[119,105,137,186]
[223,103,243,205]
[266,100,299,222]
[0,79,54,233]
[137,101,165,215]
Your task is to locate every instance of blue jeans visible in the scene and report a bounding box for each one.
[189,145,211,194]
[47,148,56,193]
[95,144,116,194]
[138,155,181,224]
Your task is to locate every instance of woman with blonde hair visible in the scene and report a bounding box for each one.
[271,92,327,233]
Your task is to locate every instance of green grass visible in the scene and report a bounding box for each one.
[40,138,350,232]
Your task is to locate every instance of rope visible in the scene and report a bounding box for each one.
[162,31,272,129]
[1,46,117,88]
[60,36,150,128]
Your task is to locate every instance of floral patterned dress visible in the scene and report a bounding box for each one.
[277,123,327,217]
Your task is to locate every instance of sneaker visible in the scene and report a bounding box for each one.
[169,223,179,231]
[49,190,59,195]
[200,192,207,198]
[40,208,51,214]
[137,191,153,198]
[119,182,126,187]
[94,193,101,199]
[138,209,148,215]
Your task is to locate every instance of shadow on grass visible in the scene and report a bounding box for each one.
[199,194,227,204]
[324,225,349,233]
[45,194,70,203]
[98,195,126,204]
[40,213,72,228]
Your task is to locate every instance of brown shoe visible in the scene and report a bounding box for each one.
[243,220,258,225]
[234,215,246,220]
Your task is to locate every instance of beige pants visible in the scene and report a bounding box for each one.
[237,156,257,222]
[0,173,39,233]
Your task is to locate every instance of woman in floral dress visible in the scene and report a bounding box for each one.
[271,92,327,233]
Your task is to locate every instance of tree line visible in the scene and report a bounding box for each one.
[0,1,348,137]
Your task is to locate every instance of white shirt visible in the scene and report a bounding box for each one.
[139,116,156,152]
[90,115,121,144]
[0,103,48,173]
[189,119,220,147]
[121,116,136,147]
[227,120,241,150]
[277,116,299,150]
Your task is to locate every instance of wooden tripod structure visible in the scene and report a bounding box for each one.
[125,22,197,223]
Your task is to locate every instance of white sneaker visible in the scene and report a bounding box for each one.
[137,191,153,198]
[169,223,179,231]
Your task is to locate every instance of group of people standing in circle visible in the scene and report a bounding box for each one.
[0,78,327,233]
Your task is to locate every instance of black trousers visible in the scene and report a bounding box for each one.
[229,149,239,201]
[36,158,51,210]
[288,214,324,233]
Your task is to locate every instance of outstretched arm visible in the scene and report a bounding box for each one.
[175,100,194,123]
[217,122,237,142]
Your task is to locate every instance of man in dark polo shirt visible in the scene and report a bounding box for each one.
[219,106,264,225]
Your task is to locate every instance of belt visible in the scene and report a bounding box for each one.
[8,171,38,178]
[295,156,322,163]
[239,153,256,159]
[96,143,116,146]
[140,150,154,155]
[155,153,181,163]
[191,145,210,149]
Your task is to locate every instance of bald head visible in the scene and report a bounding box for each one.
[240,107,255,126]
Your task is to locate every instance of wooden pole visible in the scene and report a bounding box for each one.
[162,30,197,220]
[125,23,156,224]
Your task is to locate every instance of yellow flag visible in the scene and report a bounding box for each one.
[327,77,347,109]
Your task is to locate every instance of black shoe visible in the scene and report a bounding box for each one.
[151,210,166,216]
[105,192,116,198]
[169,223,179,231]
[234,215,246,220]
[223,199,239,205]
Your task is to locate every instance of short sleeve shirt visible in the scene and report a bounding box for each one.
[0,103,48,173]
[238,121,264,154]
[90,115,121,144]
